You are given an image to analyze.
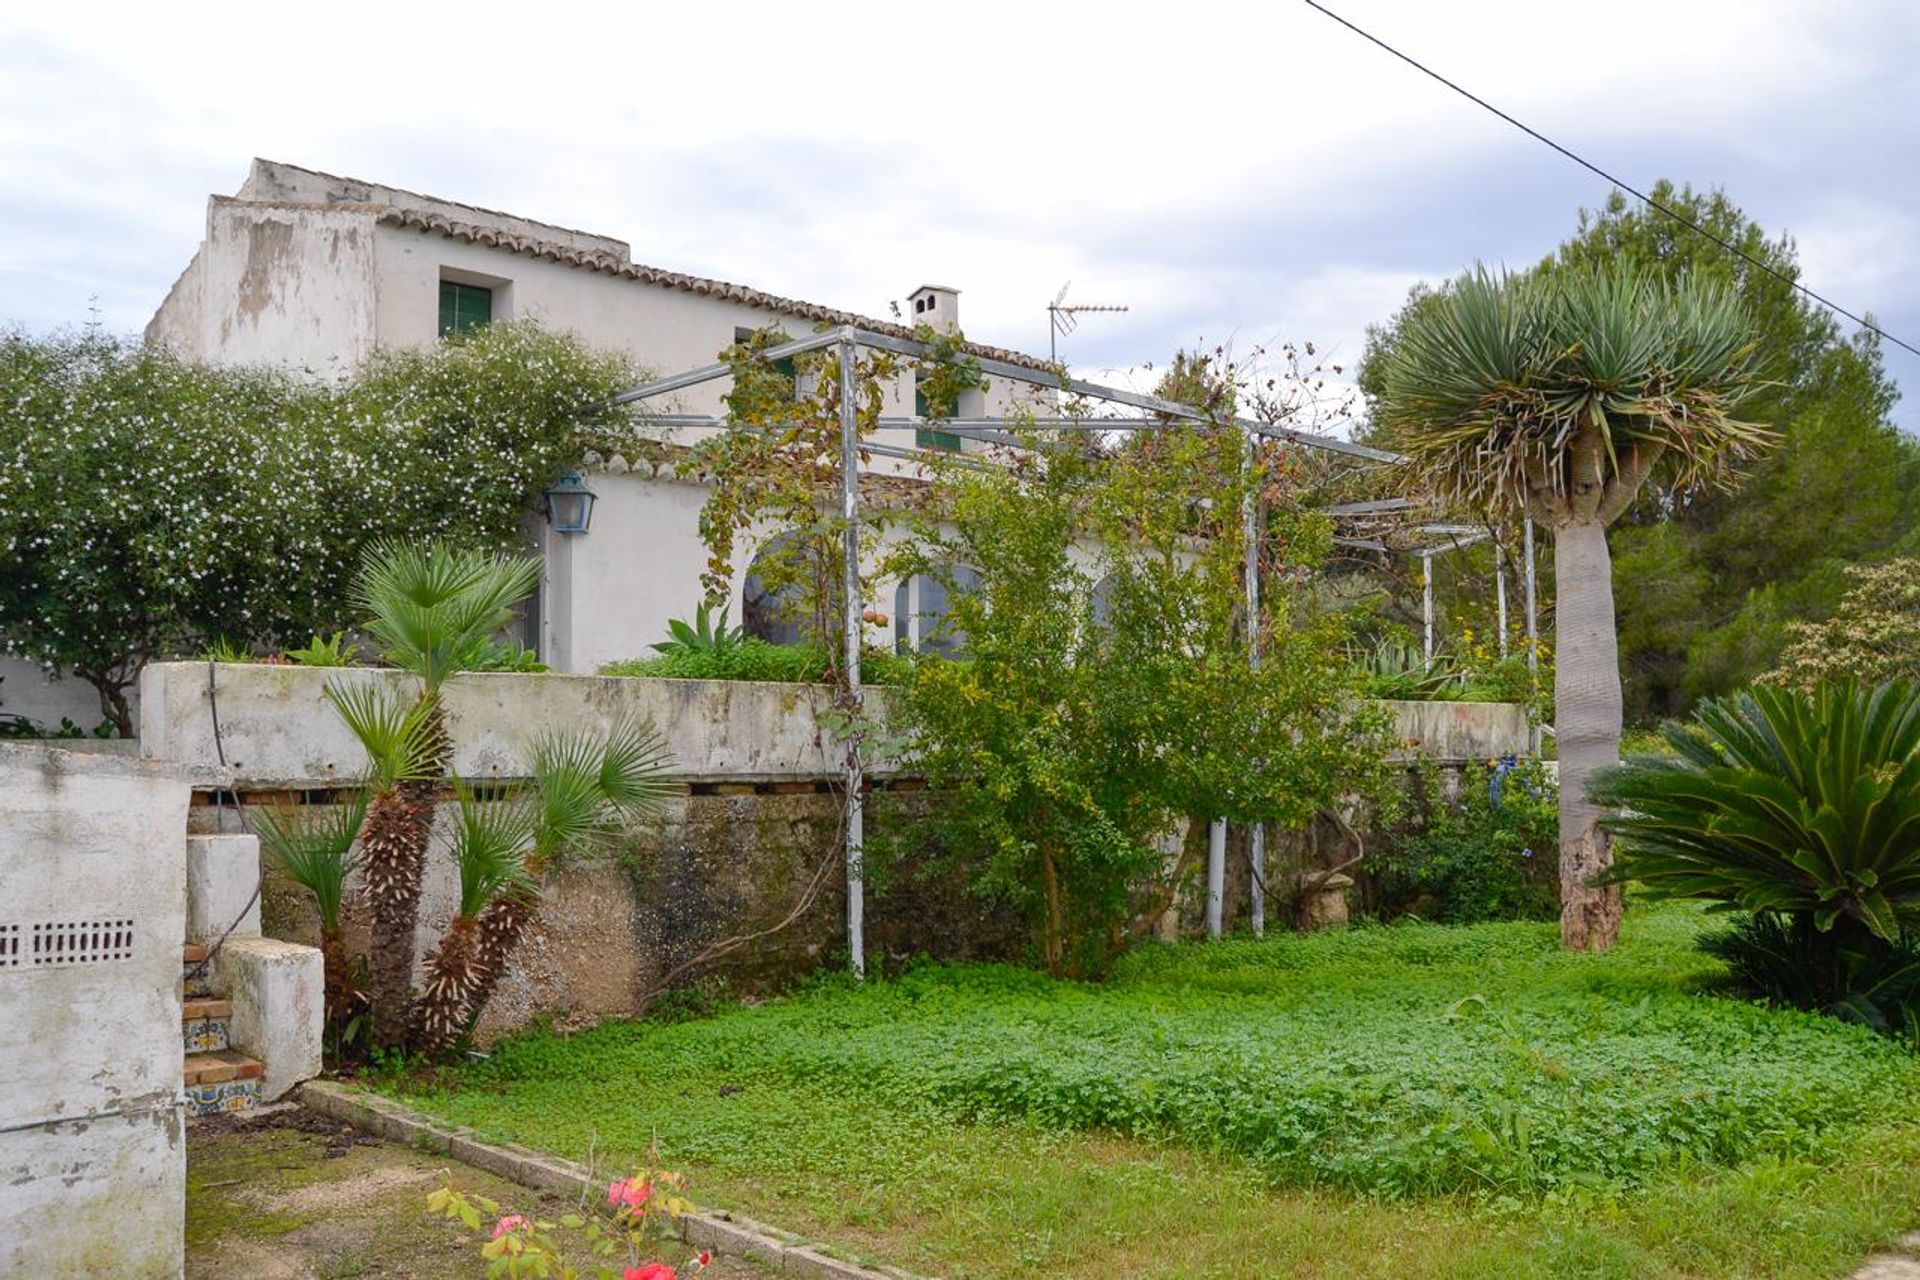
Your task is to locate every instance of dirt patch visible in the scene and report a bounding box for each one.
[187,1106,775,1279]
[244,1162,439,1215]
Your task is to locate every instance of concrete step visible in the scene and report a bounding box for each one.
[184,1050,263,1117]
[183,998,232,1054]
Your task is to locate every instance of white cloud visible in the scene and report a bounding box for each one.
[1,0,1916,430]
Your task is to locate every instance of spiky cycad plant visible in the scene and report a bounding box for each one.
[347,541,541,1047]
[254,792,369,1028]
[458,718,675,1047]
[324,682,437,1045]
[1374,266,1769,951]
[409,783,536,1055]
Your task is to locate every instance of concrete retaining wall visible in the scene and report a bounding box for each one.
[139,663,1528,787]
[141,662,891,786]
[141,663,1531,1041]
[0,744,209,1278]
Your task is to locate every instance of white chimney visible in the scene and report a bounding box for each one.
[907,284,960,335]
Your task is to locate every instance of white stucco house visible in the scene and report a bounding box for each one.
[6,159,1062,728]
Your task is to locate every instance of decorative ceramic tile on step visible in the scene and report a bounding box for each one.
[182,1016,230,1054]
[185,1077,260,1116]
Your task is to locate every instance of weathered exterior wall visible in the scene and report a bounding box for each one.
[1384,699,1531,762]
[0,744,205,1278]
[148,196,381,376]
[140,662,898,786]
[246,788,1021,1043]
[140,664,1530,788]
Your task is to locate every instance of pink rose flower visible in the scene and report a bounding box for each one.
[490,1214,525,1239]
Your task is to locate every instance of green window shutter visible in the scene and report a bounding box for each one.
[438,282,493,337]
[913,381,960,451]
[915,427,963,453]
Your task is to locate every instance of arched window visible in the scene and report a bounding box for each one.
[742,533,839,646]
[893,566,982,656]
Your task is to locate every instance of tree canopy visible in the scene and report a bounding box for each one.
[1359,181,1913,723]
[0,322,634,731]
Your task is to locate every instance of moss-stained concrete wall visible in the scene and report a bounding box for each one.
[242,787,1024,1043]
[156,664,1529,1042]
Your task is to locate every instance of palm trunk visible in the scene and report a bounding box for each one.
[318,926,351,1026]
[460,890,537,1034]
[360,784,432,1047]
[410,914,482,1057]
[1553,519,1624,951]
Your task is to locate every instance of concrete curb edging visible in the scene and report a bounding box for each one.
[296,1081,931,1280]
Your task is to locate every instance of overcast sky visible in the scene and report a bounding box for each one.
[4,1,1916,430]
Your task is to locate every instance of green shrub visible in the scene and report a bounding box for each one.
[1597,681,1920,1034]
[1700,912,1920,1037]
[1376,757,1558,922]
[602,641,916,686]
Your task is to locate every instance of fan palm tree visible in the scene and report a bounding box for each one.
[341,541,542,1046]
[323,681,438,1044]
[254,792,369,1028]
[1374,266,1769,950]
[408,719,674,1056]
[408,782,537,1055]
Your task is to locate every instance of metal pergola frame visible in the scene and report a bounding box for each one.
[613,324,1528,970]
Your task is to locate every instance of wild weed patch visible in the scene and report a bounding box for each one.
[402,905,1917,1201]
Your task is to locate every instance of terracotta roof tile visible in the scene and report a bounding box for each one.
[374,208,1055,373]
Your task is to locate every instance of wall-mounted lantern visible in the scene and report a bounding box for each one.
[544,471,597,536]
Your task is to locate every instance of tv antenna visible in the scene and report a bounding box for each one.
[1047,282,1129,366]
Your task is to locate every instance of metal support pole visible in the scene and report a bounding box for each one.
[837,339,865,979]
[1243,429,1265,939]
[1495,544,1510,659]
[1522,517,1539,672]
[1523,516,1541,757]
[1206,818,1227,939]
[1421,551,1435,667]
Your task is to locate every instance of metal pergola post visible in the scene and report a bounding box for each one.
[610,323,1421,966]
[1495,537,1510,659]
[837,338,865,979]
[1522,517,1539,673]
[1523,515,1542,756]
[1421,551,1435,667]
[1205,819,1227,938]
[1243,427,1265,939]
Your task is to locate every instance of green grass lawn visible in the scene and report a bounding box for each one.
[388,905,1920,1278]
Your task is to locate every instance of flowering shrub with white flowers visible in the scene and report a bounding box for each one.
[0,322,635,733]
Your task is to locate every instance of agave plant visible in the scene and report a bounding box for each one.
[254,792,369,1027]
[283,631,357,667]
[341,541,541,1048]
[1356,639,1462,701]
[1594,681,1920,944]
[650,603,746,658]
[408,718,675,1057]
[1375,265,1768,950]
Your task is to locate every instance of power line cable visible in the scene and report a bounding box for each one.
[1301,0,1920,362]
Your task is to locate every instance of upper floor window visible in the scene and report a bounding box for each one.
[914,375,964,454]
[439,281,492,337]
[734,326,799,395]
